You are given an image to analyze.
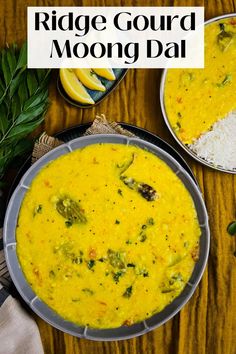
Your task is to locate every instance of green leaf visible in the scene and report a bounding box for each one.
[36,69,47,83]
[6,117,44,141]
[0,86,4,98]
[18,74,29,108]
[9,67,26,98]
[1,50,11,85]
[15,101,47,125]
[0,78,5,91]
[7,49,17,75]
[11,43,18,52]
[24,89,48,111]
[0,78,6,105]
[0,104,9,135]
[16,42,27,70]
[27,71,38,96]
[0,146,12,159]
[11,93,21,119]
[37,69,51,88]
[0,43,49,178]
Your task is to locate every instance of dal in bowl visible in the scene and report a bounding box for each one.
[4,135,209,339]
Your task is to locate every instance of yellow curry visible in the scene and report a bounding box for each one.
[164,17,236,145]
[16,143,200,328]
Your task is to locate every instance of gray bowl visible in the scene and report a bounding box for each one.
[160,13,236,174]
[3,134,210,341]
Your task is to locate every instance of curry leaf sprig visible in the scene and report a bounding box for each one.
[0,42,50,179]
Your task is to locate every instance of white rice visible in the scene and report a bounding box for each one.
[189,111,236,171]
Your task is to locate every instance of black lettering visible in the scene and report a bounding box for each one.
[74,15,90,37]
[133,15,149,31]
[147,40,163,58]
[150,15,162,31]
[51,10,57,30]
[124,42,139,64]
[181,40,186,57]
[50,40,71,58]
[159,16,165,30]
[166,15,179,30]
[165,42,179,58]
[107,42,123,58]
[58,13,74,31]
[180,12,195,31]
[90,42,106,58]
[73,42,89,58]
[91,15,106,31]
[35,12,50,30]
[114,12,132,31]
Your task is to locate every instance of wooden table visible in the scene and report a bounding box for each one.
[1,0,236,353]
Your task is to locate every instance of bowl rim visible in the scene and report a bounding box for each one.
[3,134,210,341]
[160,12,236,174]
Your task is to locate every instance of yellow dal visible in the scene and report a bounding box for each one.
[16,144,201,328]
[164,17,236,144]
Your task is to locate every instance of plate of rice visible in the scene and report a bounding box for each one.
[160,13,236,173]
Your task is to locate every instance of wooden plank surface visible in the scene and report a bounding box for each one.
[1,0,236,353]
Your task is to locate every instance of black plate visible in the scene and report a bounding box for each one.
[57,69,128,108]
[8,122,197,202]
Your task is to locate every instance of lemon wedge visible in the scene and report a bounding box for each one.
[60,69,94,105]
[74,69,106,91]
[93,68,116,81]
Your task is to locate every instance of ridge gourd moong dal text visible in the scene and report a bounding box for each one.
[27,7,204,68]
[42,11,193,63]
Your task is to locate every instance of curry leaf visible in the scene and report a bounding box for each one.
[24,90,48,111]
[0,104,9,135]
[5,118,45,141]
[11,93,21,119]
[18,74,28,107]
[1,50,11,85]
[27,71,38,96]
[15,101,48,125]
[0,43,50,180]
[9,68,26,98]
[16,42,27,70]
[7,49,17,75]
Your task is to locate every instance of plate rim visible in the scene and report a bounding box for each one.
[4,133,210,341]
